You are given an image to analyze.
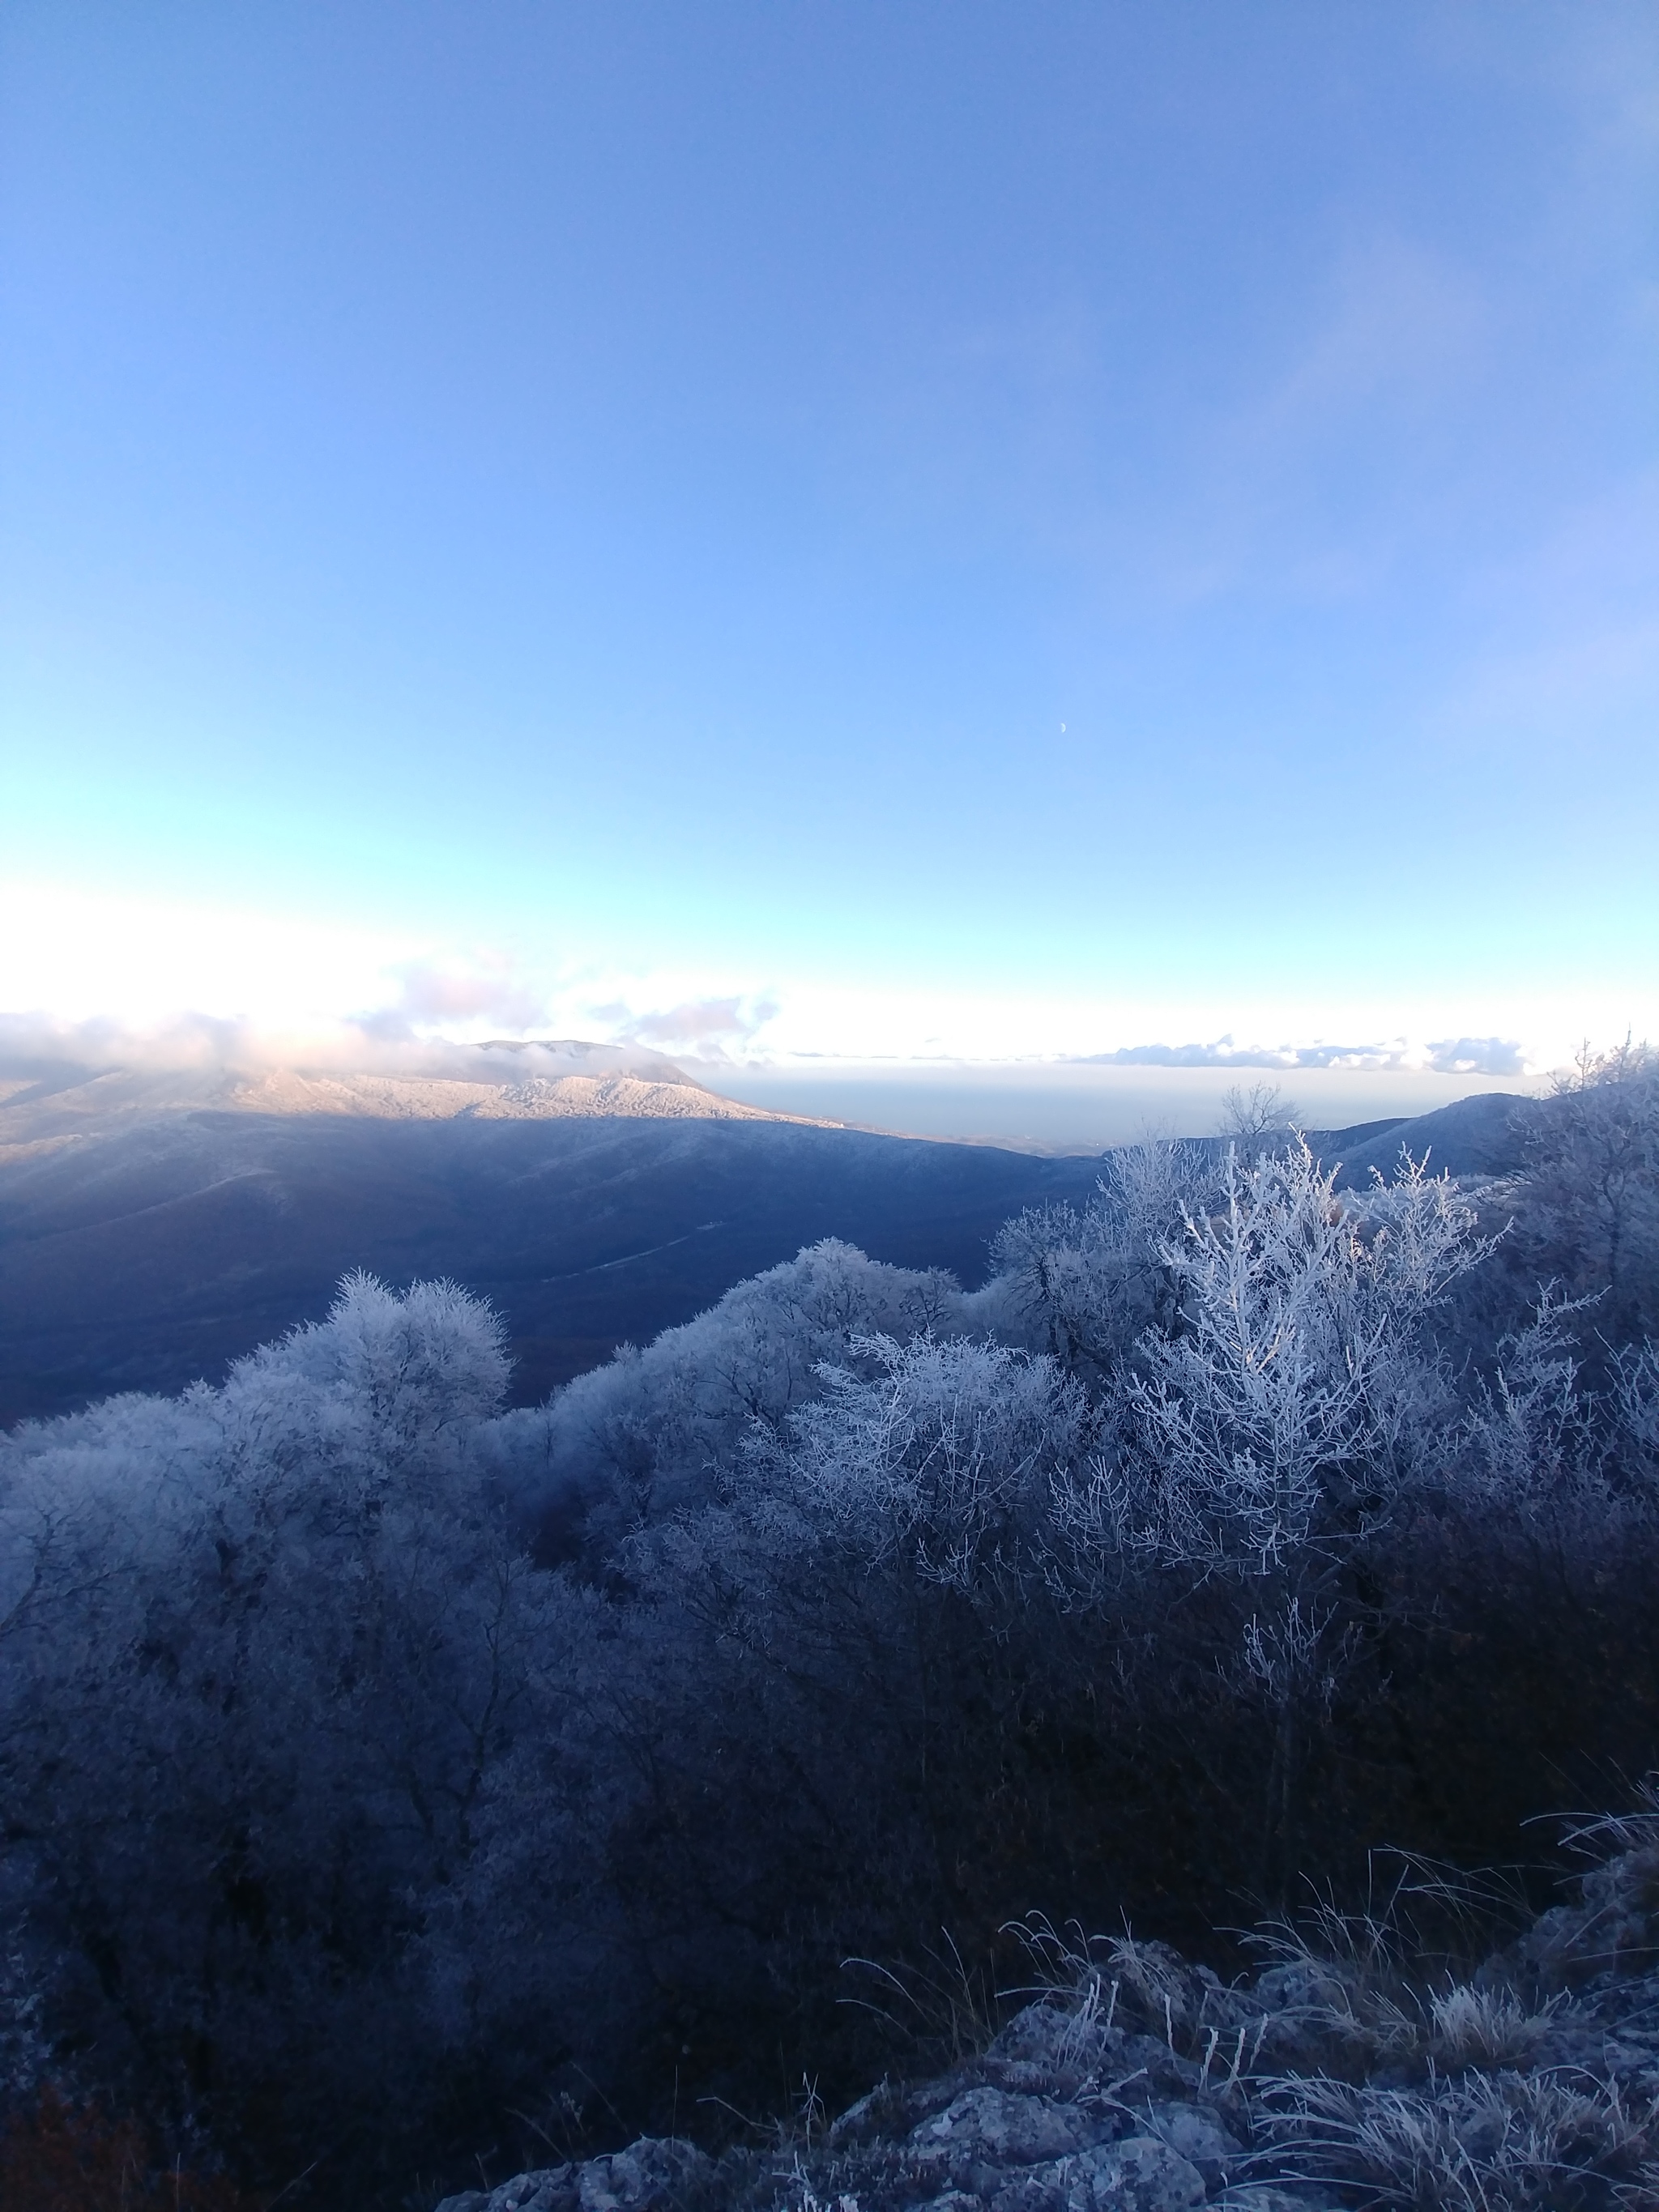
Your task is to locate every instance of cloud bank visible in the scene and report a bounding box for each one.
[0,1012,687,1089]
[0,882,1600,1091]
[1069,1036,1529,1077]
[0,1005,1537,1092]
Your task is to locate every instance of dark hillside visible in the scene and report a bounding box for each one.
[1323,1088,1533,1186]
[0,1092,1541,1426]
[0,1112,1111,1422]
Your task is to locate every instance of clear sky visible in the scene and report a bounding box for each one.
[2,2,1656,1087]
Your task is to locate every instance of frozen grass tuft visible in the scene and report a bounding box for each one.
[1428,1982,1559,2069]
[1002,1912,1219,2052]
[1243,1856,1557,2074]
[1257,2067,1659,2210]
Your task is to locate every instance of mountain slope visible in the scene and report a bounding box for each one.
[1321,1088,1532,1187]
[0,1110,1110,1423]
[0,1067,1539,1427]
[0,1039,806,1153]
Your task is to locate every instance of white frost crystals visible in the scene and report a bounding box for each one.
[766,1336,1090,1595]
[1055,1141,1484,1583]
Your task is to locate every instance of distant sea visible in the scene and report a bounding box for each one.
[704,1062,1539,1154]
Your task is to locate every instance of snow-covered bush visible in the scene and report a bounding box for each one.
[1111,1142,1482,1575]
[481,1240,962,1557]
[965,1140,1224,1376]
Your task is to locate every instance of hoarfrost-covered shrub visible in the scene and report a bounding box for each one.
[482,1241,962,1555]
[1058,1143,1483,1582]
[763,1334,1090,1592]
[0,1276,540,2184]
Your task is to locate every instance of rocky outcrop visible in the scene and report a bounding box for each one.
[437,1836,1659,2212]
[437,2137,723,2212]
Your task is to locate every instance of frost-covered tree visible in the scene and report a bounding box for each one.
[1519,1040,1659,1330]
[766,1333,1090,1593]
[1123,1141,1481,1571]
[0,1276,552,2181]
[967,1140,1224,1379]
[0,1167,1657,2201]
[1218,1080,1302,1157]
[483,1239,962,1558]
[1049,1141,1486,1894]
[565,1331,1098,2040]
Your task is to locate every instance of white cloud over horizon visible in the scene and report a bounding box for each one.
[1069,1036,1531,1076]
[0,882,1646,1093]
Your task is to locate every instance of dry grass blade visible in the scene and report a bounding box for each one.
[839,1933,1000,2068]
[1257,2067,1659,2210]
[1000,1912,1209,2048]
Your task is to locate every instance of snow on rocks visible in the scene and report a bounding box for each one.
[435,2139,718,2212]
[983,2135,1205,2212]
[907,2085,1118,2174]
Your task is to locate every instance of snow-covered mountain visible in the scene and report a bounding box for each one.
[0,1038,814,1156]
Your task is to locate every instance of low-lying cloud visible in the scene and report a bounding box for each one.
[0,1011,680,1088]
[355,957,552,1043]
[593,994,782,1060]
[1070,1035,1529,1077]
[1,993,1537,1096]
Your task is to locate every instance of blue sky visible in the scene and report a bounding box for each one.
[2,2,1656,1091]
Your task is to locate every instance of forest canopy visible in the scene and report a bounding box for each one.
[1,1055,1657,2206]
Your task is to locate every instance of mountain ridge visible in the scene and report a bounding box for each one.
[0,1042,826,1157]
[0,1079,1535,1428]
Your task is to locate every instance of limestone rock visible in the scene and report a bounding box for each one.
[908,2086,1116,2172]
[1139,2102,1241,2192]
[1218,2190,1345,2211]
[987,2134,1206,2212]
[435,2167,577,2212]
[578,2137,715,2212]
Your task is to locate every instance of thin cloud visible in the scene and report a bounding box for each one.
[1261,232,1487,431]
[615,995,781,1059]
[1157,230,1491,605]
[356,956,550,1042]
[1068,1035,1532,1077]
[0,1011,677,1086]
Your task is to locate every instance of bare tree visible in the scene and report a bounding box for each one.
[1219,1080,1302,1157]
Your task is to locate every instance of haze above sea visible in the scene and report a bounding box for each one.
[704,1062,1537,1154]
